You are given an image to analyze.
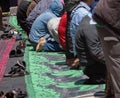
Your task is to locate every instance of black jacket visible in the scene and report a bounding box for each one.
[75,16,105,65]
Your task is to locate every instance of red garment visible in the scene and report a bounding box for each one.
[58,12,67,50]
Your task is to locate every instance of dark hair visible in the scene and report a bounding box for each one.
[5,91,14,98]
[0,91,4,97]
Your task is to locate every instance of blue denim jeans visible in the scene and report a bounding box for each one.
[29,39,63,52]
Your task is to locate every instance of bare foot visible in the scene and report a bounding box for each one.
[66,58,79,66]
[36,37,46,52]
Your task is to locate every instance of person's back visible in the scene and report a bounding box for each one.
[93,0,120,97]
[70,0,93,56]
[29,0,63,52]
[75,16,106,82]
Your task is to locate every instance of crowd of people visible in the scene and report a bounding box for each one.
[0,0,120,98]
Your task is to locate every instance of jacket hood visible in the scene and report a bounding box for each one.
[49,0,63,17]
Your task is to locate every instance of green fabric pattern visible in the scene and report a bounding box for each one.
[24,45,105,98]
[9,15,105,98]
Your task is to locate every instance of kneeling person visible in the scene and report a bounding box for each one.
[75,16,106,83]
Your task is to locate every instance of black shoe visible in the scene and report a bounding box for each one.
[84,78,105,84]
[17,89,27,98]
[0,26,5,31]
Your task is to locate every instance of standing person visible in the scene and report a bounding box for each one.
[93,0,120,98]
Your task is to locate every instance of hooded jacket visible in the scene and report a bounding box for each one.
[94,0,120,32]
[29,0,63,43]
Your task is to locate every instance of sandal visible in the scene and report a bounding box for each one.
[0,33,13,39]
[17,60,26,70]
[9,49,24,58]
[4,62,29,77]
[16,49,24,57]
[16,88,27,98]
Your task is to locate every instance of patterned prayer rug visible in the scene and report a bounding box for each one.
[0,38,16,83]
[24,45,105,98]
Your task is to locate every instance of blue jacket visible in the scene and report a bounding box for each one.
[70,1,92,56]
[29,0,63,43]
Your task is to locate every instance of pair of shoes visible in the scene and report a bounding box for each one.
[1,90,17,98]
[9,49,24,58]
[0,26,5,31]
[5,91,17,98]
[1,89,26,98]
[4,60,29,77]
[0,33,13,39]
[17,88,27,98]
[8,29,18,35]
[16,41,26,50]
[3,24,13,33]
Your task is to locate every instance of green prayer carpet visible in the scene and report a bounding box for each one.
[24,46,105,98]
[10,16,105,98]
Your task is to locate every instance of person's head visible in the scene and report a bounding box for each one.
[49,0,64,17]
[81,0,94,6]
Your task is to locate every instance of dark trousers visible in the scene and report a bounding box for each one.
[96,24,120,98]
[83,61,106,79]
